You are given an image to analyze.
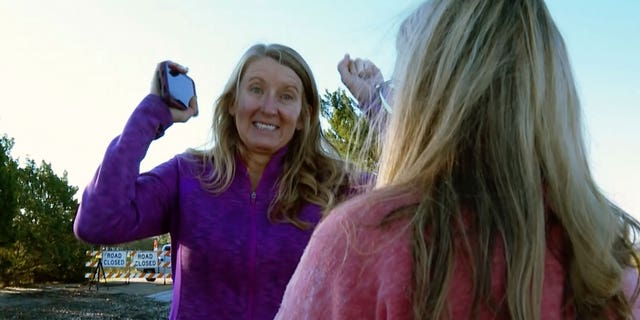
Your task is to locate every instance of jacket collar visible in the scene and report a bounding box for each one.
[235,146,289,192]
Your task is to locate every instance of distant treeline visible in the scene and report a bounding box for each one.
[0,134,169,286]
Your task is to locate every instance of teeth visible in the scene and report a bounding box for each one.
[255,122,277,131]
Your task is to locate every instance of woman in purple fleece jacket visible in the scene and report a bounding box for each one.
[73,43,356,319]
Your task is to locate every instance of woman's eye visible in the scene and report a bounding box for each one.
[249,86,263,94]
[281,93,295,101]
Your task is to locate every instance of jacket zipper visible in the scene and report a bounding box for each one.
[248,191,257,320]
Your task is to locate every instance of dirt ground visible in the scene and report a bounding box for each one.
[0,279,173,320]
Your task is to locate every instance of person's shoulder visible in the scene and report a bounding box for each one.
[176,150,200,162]
[168,150,210,176]
[330,189,418,222]
[309,188,416,310]
[176,148,212,165]
[318,193,372,235]
[317,189,418,247]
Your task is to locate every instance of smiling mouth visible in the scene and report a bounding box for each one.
[254,122,278,131]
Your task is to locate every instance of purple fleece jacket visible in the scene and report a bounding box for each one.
[74,94,323,319]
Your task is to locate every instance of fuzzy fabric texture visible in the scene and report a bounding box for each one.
[276,192,640,319]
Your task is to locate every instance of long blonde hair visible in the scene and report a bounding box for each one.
[191,43,349,229]
[370,0,640,318]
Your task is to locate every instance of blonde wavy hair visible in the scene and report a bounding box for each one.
[367,0,640,318]
[190,43,349,229]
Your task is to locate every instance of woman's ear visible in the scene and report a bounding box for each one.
[229,104,236,116]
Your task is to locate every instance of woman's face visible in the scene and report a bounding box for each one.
[230,57,304,159]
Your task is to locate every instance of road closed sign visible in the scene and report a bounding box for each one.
[134,251,158,269]
[101,251,127,268]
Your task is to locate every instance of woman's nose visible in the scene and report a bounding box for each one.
[260,93,278,115]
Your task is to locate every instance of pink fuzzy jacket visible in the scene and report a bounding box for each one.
[275,192,640,319]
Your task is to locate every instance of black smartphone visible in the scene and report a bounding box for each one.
[158,61,197,113]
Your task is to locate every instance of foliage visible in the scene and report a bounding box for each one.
[156,233,171,246]
[122,233,171,250]
[320,89,379,171]
[0,135,89,286]
[0,135,19,245]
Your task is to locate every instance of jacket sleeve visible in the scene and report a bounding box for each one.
[73,94,177,245]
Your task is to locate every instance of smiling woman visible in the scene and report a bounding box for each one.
[230,56,305,188]
[73,43,363,320]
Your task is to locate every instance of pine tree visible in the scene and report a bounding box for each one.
[320,89,379,171]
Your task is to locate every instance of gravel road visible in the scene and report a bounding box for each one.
[0,279,172,320]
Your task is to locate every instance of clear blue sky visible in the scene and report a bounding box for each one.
[1,1,638,218]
